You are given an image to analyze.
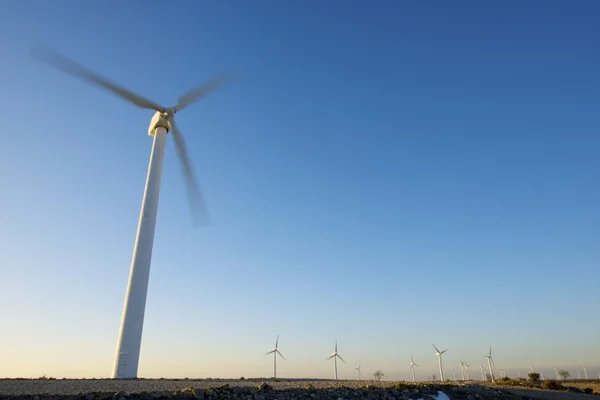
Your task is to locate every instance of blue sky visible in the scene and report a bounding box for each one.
[0,0,598,380]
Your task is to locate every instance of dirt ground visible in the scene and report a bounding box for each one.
[504,388,598,400]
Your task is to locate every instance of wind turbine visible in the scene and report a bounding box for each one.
[577,370,581,379]
[453,369,456,381]
[529,365,535,374]
[540,371,545,381]
[31,44,231,379]
[355,364,362,380]
[265,335,285,379]
[327,340,346,380]
[432,344,448,382]
[410,355,419,382]
[484,346,496,382]
[464,362,471,380]
[583,367,588,379]
[500,369,506,379]
[554,367,560,380]
[480,365,486,381]
[460,362,466,380]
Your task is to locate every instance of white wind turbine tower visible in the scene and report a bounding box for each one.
[583,367,588,379]
[484,346,496,382]
[410,355,419,382]
[540,371,545,381]
[554,367,560,380]
[480,365,486,381]
[265,335,286,379]
[464,362,471,380]
[432,344,448,382]
[577,370,581,379]
[355,364,362,380]
[459,362,466,380]
[31,44,231,379]
[500,369,506,379]
[327,340,346,380]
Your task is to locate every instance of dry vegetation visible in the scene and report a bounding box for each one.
[489,376,600,395]
[561,381,600,395]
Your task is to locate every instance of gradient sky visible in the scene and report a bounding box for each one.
[0,0,599,381]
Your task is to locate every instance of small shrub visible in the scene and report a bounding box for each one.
[558,370,570,380]
[584,388,593,394]
[240,377,245,380]
[542,379,564,390]
[528,372,540,382]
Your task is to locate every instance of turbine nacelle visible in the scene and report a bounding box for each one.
[149,111,172,136]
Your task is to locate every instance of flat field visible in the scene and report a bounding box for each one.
[0,379,517,399]
[1,378,598,400]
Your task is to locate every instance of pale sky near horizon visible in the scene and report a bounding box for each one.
[0,0,599,381]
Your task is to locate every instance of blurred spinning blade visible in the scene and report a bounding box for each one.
[175,73,233,113]
[30,43,165,112]
[168,116,210,228]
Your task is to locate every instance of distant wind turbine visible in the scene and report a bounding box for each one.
[500,369,506,379]
[480,365,486,381]
[265,335,285,379]
[327,340,346,380]
[484,346,496,382]
[583,367,588,379]
[577,370,581,379]
[554,368,559,380]
[355,364,362,381]
[464,362,471,380]
[529,365,534,374]
[597,371,600,379]
[432,344,448,382]
[540,371,545,381]
[410,355,419,382]
[460,362,466,380]
[517,371,521,378]
[453,369,456,381]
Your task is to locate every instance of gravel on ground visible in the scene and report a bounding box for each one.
[0,379,523,400]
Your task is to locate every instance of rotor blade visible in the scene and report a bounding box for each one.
[277,350,286,360]
[433,344,440,353]
[168,117,210,227]
[30,44,164,112]
[265,350,275,355]
[491,358,497,369]
[174,73,233,113]
[326,355,335,360]
[441,349,448,354]
[414,363,419,367]
[276,335,279,349]
[335,340,338,353]
[337,354,347,364]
